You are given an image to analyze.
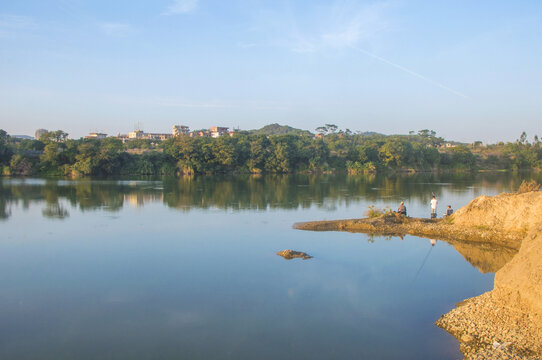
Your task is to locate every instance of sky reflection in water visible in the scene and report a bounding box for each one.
[1,173,539,359]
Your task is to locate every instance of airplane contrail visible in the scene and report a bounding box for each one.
[350,46,469,99]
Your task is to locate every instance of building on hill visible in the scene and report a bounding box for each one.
[128,130,144,139]
[190,130,211,138]
[209,126,229,138]
[439,143,457,149]
[147,133,172,140]
[128,130,172,141]
[85,133,107,139]
[172,125,190,136]
[35,129,48,140]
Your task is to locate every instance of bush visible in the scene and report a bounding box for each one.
[10,154,37,176]
[365,205,391,218]
[517,179,541,194]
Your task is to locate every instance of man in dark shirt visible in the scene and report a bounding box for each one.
[397,201,407,216]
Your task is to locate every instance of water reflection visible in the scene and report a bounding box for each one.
[366,234,517,274]
[1,173,533,360]
[42,203,69,219]
[448,241,517,273]
[1,172,540,220]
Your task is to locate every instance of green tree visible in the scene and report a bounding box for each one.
[0,130,13,165]
[449,145,476,169]
[73,141,99,175]
[41,142,62,167]
[10,154,36,175]
[379,139,413,167]
[40,130,68,143]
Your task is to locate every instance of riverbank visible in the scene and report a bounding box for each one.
[294,191,542,359]
[294,211,524,250]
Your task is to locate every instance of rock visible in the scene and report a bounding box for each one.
[276,249,313,260]
[462,334,475,343]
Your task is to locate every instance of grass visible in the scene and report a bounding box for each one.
[517,179,541,194]
[365,205,393,218]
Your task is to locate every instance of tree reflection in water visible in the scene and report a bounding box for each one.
[0,172,540,220]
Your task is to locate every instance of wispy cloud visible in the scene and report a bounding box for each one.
[246,2,467,98]
[164,0,199,15]
[99,22,135,37]
[0,14,36,37]
[249,1,390,53]
[321,2,389,49]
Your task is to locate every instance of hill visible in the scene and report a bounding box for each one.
[250,123,313,136]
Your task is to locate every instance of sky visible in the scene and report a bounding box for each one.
[0,0,541,143]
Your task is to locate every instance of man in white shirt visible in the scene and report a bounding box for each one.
[430,195,438,219]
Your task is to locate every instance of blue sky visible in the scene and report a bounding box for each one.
[0,0,541,142]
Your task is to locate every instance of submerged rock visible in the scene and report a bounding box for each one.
[276,249,313,260]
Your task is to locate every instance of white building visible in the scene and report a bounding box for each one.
[85,133,107,139]
[209,126,229,138]
[128,130,144,139]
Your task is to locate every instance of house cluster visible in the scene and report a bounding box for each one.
[79,125,233,143]
[85,133,107,140]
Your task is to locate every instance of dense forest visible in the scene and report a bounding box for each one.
[1,126,541,177]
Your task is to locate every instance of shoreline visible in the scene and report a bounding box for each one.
[294,214,524,250]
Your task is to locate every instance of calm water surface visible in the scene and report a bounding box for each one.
[1,173,539,359]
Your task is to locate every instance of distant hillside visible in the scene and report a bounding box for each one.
[250,124,313,136]
[358,131,381,136]
[12,135,34,140]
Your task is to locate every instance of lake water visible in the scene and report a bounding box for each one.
[1,172,539,359]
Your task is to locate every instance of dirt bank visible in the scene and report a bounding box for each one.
[294,211,524,250]
[295,191,542,358]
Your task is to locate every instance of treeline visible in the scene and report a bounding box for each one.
[471,132,542,171]
[1,128,541,176]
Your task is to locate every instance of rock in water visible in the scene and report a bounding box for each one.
[276,249,312,260]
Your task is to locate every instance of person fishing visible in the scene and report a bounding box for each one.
[430,194,438,219]
[444,205,453,217]
[397,201,407,216]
